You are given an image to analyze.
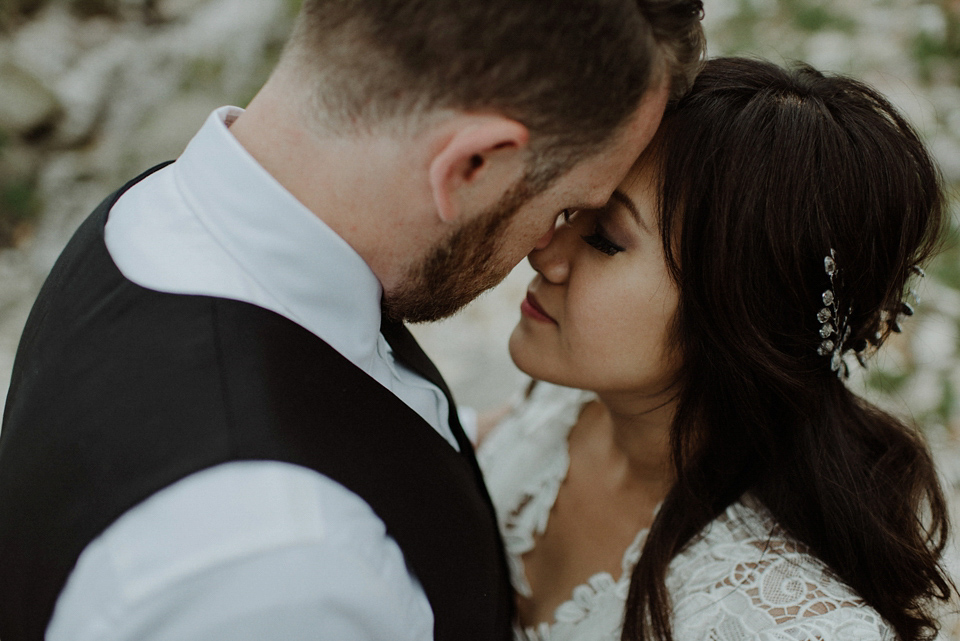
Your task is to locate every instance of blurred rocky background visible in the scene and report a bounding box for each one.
[1,0,959,632]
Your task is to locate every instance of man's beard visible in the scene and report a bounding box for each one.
[382,180,534,323]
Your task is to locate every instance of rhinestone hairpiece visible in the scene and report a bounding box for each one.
[816,251,924,378]
[817,249,853,377]
[890,265,923,334]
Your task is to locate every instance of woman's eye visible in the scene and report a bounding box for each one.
[581,232,624,256]
[562,208,624,256]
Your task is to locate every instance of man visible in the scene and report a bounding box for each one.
[0,0,704,639]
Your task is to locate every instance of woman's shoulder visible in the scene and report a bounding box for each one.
[668,496,896,641]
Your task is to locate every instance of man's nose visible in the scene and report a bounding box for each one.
[534,224,555,250]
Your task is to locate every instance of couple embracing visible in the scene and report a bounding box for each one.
[0,1,953,640]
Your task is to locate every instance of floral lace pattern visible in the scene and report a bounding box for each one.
[479,383,592,601]
[478,383,895,641]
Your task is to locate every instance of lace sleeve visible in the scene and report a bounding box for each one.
[673,587,894,641]
[669,499,896,641]
[750,608,896,641]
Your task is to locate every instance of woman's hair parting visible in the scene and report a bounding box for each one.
[624,57,953,641]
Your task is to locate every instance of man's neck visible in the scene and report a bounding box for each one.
[227,91,436,295]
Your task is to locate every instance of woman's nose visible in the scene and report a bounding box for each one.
[528,219,573,284]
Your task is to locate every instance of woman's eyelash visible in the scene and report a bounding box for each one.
[561,208,624,256]
[581,232,623,256]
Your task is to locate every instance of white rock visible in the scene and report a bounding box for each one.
[930,136,960,184]
[131,91,222,168]
[945,100,960,141]
[912,313,958,372]
[804,31,854,73]
[9,4,82,80]
[916,4,948,40]
[155,0,212,21]
[868,75,938,134]
[925,280,960,320]
[902,368,945,416]
[52,34,139,145]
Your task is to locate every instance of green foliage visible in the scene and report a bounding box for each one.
[911,6,960,84]
[0,180,38,222]
[233,39,287,107]
[180,58,227,93]
[0,123,39,246]
[180,27,289,107]
[865,367,911,395]
[0,176,40,247]
[937,374,956,422]
[708,0,765,55]
[788,2,856,33]
[706,0,855,61]
[929,199,960,290]
[285,0,303,18]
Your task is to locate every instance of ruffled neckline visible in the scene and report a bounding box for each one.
[491,386,652,640]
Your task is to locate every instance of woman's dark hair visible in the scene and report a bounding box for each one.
[624,57,953,641]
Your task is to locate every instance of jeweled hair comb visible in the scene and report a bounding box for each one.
[816,250,923,378]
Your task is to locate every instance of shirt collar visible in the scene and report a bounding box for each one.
[172,106,384,368]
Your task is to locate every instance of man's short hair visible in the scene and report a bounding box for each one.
[286,0,705,189]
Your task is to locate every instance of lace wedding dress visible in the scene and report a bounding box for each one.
[477,382,895,641]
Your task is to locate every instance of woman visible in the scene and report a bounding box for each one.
[477,57,954,641]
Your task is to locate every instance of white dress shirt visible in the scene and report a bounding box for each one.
[47,107,454,641]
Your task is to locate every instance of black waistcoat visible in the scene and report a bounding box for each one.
[0,165,513,641]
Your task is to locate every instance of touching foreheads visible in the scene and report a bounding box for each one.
[281,0,705,188]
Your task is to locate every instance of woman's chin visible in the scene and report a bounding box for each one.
[508,324,541,380]
[508,324,566,386]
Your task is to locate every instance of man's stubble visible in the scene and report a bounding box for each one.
[382,179,538,323]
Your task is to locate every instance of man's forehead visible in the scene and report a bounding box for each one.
[582,79,670,194]
[548,162,628,210]
[535,76,670,208]
[621,76,671,150]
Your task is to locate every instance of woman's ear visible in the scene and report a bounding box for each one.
[428,116,530,222]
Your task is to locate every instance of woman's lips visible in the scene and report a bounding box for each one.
[520,291,557,324]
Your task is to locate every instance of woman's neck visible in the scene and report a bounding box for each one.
[589,387,678,493]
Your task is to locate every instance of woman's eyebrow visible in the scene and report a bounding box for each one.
[610,189,650,233]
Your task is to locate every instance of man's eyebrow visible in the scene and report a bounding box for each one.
[610,189,650,233]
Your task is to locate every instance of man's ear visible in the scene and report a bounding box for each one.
[428,116,530,222]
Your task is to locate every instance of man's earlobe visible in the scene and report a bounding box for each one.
[429,117,529,222]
